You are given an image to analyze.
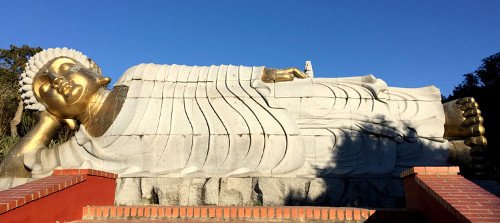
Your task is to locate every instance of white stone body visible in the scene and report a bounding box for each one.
[35,64,449,178]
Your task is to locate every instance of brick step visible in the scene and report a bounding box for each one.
[76,206,422,222]
[71,221,227,223]
[402,166,500,222]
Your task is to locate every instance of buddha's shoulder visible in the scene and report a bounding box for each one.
[115,63,263,86]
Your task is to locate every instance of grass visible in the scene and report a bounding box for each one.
[0,136,19,161]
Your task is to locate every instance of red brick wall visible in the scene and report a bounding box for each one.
[402,166,500,223]
[0,169,117,223]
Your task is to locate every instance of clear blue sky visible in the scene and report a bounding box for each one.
[1,0,499,96]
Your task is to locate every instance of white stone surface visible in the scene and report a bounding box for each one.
[32,63,450,178]
[111,177,406,207]
[306,178,327,204]
[203,178,220,205]
[141,178,191,206]
[258,178,310,206]
[188,178,206,205]
[304,61,313,78]
[219,178,254,206]
[115,178,144,205]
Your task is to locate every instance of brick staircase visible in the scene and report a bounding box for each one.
[401,166,500,222]
[0,169,116,223]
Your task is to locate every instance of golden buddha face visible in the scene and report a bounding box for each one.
[32,57,111,119]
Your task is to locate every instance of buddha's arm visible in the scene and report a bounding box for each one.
[0,111,61,177]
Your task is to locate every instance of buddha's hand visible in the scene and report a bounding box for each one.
[444,97,487,146]
[262,67,309,83]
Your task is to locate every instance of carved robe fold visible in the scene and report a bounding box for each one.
[36,64,450,178]
[38,64,305,177]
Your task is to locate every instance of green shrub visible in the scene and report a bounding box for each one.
[0,136,19,161]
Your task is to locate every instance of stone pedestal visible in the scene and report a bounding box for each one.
[115,177,405,208]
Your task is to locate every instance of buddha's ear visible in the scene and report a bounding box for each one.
[97,77,111,86]
[49,57,77,75]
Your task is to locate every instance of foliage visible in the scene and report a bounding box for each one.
[0,45,42,136]
[0,45,41,160]
[445,52,500,177]
[0,136,19,161]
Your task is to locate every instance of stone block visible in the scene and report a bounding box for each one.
[188,178,206,205]
[306,178,327,205]
[152,178,191,205]
[112,177,405,208]
[115,178,144,205]
[258,178,310,206]
[140,178,155,203]
[203,177,219,205]
[219,178,254,206]
[256,178,284,206]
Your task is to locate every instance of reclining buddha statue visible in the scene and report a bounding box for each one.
[0,48,487,178]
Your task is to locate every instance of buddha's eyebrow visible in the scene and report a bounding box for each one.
[68,64,100,79]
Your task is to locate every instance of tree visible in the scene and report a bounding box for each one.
[445,52,500,178]
[0,45,42,160]
[0,45,42,137]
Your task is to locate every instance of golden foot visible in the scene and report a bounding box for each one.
[444,97,488,175]
[444,97,486,143]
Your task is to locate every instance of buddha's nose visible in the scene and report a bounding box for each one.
[50,77,66,94]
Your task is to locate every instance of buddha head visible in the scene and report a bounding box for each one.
[20,48,111,121]
[31,57,111,119]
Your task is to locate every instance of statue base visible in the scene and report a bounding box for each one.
[115,176,405,208]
